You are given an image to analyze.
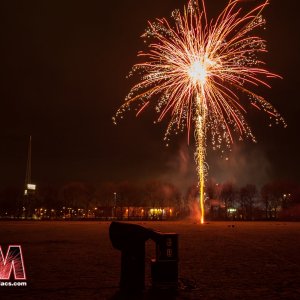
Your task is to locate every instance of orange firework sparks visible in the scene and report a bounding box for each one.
[114,0,285,224]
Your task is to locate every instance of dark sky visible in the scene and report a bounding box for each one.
[0,0,299,190]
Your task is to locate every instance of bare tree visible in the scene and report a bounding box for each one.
[144,180,164,208]
[59,182,95,217]
[239,184,257,220]
[261,180,299,219]
[220,182,235,219]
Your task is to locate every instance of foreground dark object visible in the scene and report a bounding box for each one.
[109,221,179,291]
[1,222,299,300]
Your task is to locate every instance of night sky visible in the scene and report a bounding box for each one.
[0,0,299,190]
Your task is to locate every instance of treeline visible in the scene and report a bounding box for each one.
[0,179,300,220]
[0,180,181,218]
[202,179,300,220]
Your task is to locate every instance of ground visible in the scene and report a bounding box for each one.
[0,221,299,299]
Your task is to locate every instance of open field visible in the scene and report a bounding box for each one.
[0,221,300,299]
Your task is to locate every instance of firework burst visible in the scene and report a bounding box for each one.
[114,0,285,224]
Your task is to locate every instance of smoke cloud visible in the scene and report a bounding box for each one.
[160,141,272,192]
[208,143,272,188]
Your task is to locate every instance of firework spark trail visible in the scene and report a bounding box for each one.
[114,0,285,224]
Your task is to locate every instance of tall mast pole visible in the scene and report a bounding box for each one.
[25,135,32,187]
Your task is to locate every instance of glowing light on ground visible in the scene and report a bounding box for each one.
[114,0,285,224]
